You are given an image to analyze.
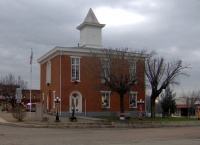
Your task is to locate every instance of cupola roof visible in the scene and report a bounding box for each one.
[77,8,105,30]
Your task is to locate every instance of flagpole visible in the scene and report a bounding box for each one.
[30,48,33,118]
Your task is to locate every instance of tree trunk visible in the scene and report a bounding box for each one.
[120,94,124,113]
[151,96,156,118]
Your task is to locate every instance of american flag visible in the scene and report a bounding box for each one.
[30,49,33,65]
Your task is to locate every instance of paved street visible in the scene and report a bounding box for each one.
[0,125,200,145]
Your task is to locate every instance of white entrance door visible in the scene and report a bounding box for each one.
[70,91,82,113]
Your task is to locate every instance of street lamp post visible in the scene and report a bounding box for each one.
[137,99,145,120]
[54,97,61,122]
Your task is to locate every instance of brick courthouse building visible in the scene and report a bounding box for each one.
[37,9,146,117]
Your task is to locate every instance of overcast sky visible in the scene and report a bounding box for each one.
[0,0,199,97]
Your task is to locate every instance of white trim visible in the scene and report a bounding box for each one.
[46,61,51,84]
[129,92,138,108]
[84,98,87,117]
[129,61,137,81]
[101,91,111,108]
[69,91,82,113]
[59,51,62,116]
[71,57,81,82]
[53,91,56,108]
[100,91,111,93]
[42,93,44,102]
[70,56,81,59]
[37,47,104,64]
[37,46,148,65]
[101,58,110,83]
[47,94,49,111]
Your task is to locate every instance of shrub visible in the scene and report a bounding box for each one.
[12,105,26,121]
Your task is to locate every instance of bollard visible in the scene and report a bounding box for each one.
[120,113,125,123]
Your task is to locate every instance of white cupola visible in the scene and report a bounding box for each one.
[77,8,105,48]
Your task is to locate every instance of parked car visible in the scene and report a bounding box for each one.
[26,103,36,112]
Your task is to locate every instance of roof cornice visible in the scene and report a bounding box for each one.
[37,46,104,64]
[76,22,105,30]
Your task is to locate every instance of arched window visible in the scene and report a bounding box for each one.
[46,61,51,84]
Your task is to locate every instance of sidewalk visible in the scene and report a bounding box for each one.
[0,111,112,128]
[1,111,200,128]
[0,117,7,123]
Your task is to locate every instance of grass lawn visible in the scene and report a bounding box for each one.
[103,116,199,123]
[135,117,198,122]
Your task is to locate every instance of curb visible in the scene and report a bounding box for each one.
[112,121,200,128]
[0,122,114,129]
[1,121,200,129]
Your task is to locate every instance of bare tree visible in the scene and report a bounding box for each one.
[1,74,27,89]
[0,74,27,109]
[0,83,18,109]
[88,48,146,113]
[145,52,190,118]
[181,90,200,117]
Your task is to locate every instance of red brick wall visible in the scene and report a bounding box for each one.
[21,89,41,104]
[40,55,61,110]
[40,53,146,113]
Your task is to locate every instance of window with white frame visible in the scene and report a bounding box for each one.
[101,59,110,83]
[101,91,111,108]
[129,92,137,108]
[71,57,80,81]
[46,61,51,84]
[129,61,136,80]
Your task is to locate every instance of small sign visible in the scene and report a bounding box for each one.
[16,99,21,103]
[16,94,22,100]
[16,88,22,94]
[15,88,22,100]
